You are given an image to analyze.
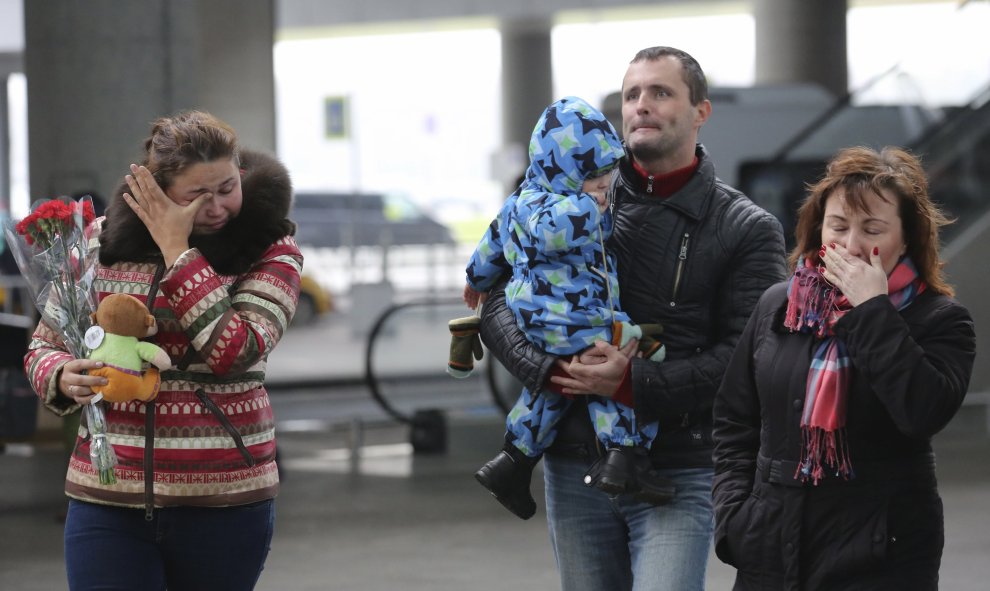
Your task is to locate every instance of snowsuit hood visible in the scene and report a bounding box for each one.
[524,96,624,195]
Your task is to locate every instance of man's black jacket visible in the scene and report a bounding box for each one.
[480,144,787,468]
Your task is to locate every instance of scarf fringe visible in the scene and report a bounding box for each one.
[796,426,854,485]
[784,265,838,337]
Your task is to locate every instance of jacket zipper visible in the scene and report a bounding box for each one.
[670,232,690,307]
[194,389,256,467]
[646,175,654,194]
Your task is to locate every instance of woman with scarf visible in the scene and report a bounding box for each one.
[25,110,301,590]
[711,146,975,590]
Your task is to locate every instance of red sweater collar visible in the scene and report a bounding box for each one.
[631,157,699,198]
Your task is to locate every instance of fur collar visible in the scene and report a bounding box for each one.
[98,149,295,276]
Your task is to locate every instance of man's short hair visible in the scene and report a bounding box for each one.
[630,47,708,106]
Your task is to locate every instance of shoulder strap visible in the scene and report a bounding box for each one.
[143,260,165,521]
[144,261,195,370]
[145,261,166,309]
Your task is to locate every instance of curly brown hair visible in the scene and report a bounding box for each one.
[790,146,954,296]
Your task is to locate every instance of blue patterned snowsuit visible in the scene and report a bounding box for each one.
[465,96,659,457]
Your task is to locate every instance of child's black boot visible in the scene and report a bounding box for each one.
[475,445,539,520]
[582,446,638,495]
[583,446,676,505]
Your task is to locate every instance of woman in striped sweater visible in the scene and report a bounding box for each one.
[25,110,302,591]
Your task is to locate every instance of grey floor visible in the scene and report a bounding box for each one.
[3,409,990,590]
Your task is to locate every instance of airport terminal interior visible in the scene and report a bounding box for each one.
[1,0,990,589]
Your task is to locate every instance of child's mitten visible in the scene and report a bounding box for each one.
[612,321,666,363]
[447,315,483,378]
[637,323,666,362]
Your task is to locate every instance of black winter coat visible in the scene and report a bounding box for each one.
[480,145,787,468]
[712,281,976,590]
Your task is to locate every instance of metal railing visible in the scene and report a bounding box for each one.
[363,297,516,452]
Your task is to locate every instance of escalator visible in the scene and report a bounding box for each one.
[911,85,990,244]
[735,0,990,249]
[738,84,990,247]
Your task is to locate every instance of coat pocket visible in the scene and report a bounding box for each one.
[194,389,257,467]
[804,491,889,579]
[718,490,775,570]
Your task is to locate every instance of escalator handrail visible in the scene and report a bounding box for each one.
[908,81,990,156]
[768,64,900,164]
[364,296,507,423]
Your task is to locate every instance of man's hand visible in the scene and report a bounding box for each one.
[550,339,637,396]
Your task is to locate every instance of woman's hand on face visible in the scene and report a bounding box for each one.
[820,243,888,307]
[123,164,208,264]
[58,359,108,405]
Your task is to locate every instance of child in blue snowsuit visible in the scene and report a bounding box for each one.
[455,96,673,520]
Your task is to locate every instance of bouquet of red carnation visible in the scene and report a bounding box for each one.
[3,196,119,484]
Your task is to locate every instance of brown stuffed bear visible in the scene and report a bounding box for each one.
[85,293,172,403]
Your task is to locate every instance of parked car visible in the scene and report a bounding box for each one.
[292,273,333,326]
[291,191,455,248]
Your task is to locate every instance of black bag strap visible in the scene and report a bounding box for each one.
[143,260,166,520]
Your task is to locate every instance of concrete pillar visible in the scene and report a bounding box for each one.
[23,0,275,203]
[195,1,276,153]
[500,17,553,190]
[754,0,848,98]
[0,74,8,212]
[0,51,23,213]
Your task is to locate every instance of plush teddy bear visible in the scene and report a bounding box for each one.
[84,293,172,403]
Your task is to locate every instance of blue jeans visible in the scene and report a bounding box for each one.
[64,499,275,591]
[544,454,714,591]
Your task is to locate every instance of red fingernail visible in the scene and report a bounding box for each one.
[873,246,879,256]
[829,243,836,249]
[818,246,826,257]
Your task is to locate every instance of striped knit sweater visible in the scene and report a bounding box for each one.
[25,151,302,509]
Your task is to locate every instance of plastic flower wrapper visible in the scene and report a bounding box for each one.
[3,196,119,484]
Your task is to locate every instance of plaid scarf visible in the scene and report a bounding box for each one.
[784,256,925,484]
